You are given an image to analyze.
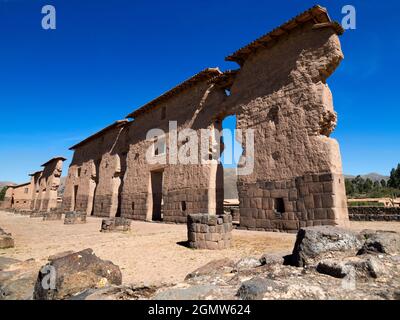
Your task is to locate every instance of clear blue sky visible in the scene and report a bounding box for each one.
[0,0,399,183]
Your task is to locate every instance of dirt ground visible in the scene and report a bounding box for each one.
[1,210,399,286]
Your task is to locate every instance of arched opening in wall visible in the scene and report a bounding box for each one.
[220,115,242,224]
[115,152,128,218]
[150,169,164,221]
[91,159,101,216]
[73,185,79,211]
[11,197,14,208]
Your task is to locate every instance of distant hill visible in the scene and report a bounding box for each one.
[0,182,16,189]
[224,168,238,199]
[58,177,67,197]
[344,173,389,182]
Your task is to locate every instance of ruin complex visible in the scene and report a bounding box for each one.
[3,5,349,233]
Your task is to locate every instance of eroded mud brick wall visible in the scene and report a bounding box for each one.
[63,121,129,217]
[121,70,226,223]
[8,183,32,210]
[30,171,42,211]
[39,158,65,212]
[93,124,128,218]
[2,187,14,209]
[226,20,348,232]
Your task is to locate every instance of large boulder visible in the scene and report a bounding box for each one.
[185,258,235,282]
[358,230,400,255]
[33,248,122,300]
[0,259,39,300]
[317,255,386,279]
[290,226,363,267]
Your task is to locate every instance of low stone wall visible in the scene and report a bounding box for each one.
[30,211,46,218]
[349,207,400,221]
[43,211,63,221]
[64,212,87,225]
[100,217,131,232]
[187,214,232,250]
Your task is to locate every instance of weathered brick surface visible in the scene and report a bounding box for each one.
[187,214,232,250]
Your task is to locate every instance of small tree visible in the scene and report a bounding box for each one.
[0,186,7,201]
[388,164,400,189]
[380,179,387,188]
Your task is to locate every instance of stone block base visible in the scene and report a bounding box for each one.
[43,211,63,221]
[187,213,232,250]
[30,211,45,218]
[100,217,132,233]
[64,212,87,225]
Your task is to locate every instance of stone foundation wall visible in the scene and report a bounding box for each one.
[64,212,87,225]
[238,172,346,233]
[43,211,63,221]
[163,189,210,224]
[349,207,400,221]
[187,213,232,250]
[121,193,147,221]
[100,217,131,232]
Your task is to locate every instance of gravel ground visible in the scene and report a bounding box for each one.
[1,211,399,286]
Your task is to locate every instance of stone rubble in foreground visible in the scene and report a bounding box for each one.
[1,226,399,300]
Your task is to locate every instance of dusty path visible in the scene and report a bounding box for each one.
[1,211,399,286]
[0,211,294,285]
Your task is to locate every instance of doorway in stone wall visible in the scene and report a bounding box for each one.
[73,185,79,211]
[221,115,241,223]
[151,170,163,221]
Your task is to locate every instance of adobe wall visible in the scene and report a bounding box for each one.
[10,184,32,210]
[30,172,42,210]
[62,142,102,215]
[121,80,226,223]
[2,187,14,209]
[63,125,127,218]
[225,22,348,232]
[35,159,64,212]
[92,126,128,218]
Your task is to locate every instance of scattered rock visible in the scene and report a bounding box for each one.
[153,284,223,300]
[33,248,122,300]
[234,257,262,270]
[185,258,235,281]
[317,255,386,280]
[316,259,350,278]
[48,251,75,261]
[290,226,362,267]
[0,259,39,300]
[0,227,14,249]
[0,257,20,271]
[259,254,285,266]
[71,284,159,300]
[358,230,400,255]
[237,277,277,300]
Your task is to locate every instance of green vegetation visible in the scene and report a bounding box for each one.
[347,201,384,207]
[0,186,7,201]
[345,163,400,199]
